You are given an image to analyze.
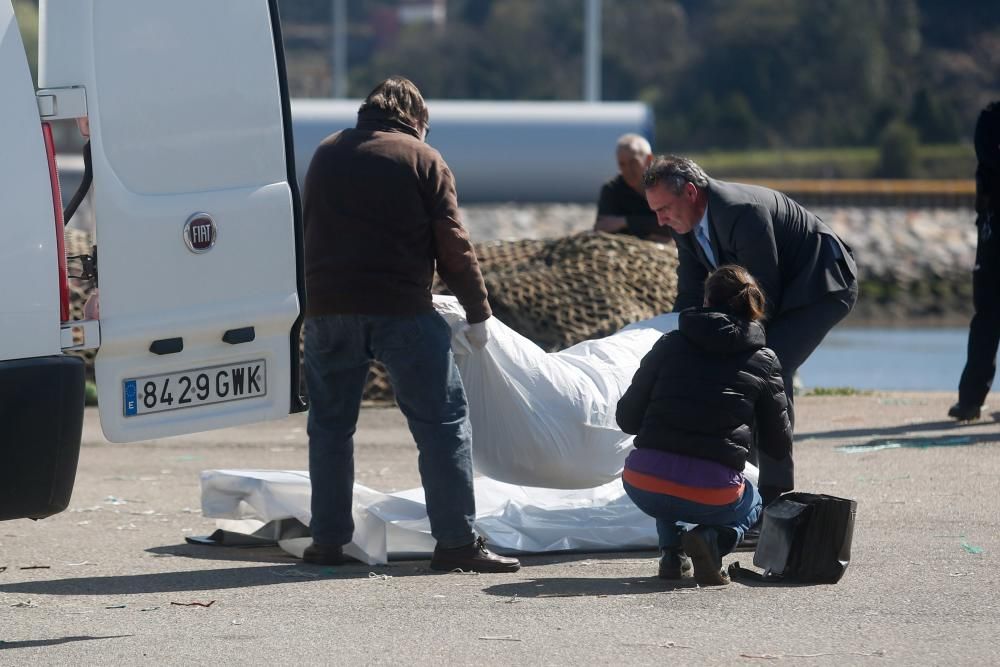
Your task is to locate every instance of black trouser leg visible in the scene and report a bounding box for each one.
[958,216,1000,408]
[757,283,858,495]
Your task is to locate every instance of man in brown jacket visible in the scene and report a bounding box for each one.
[301,77,519,573]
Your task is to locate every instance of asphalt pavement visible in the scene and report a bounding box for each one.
[1,393,997,665]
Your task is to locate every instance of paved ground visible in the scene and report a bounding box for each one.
[1,393,997,665]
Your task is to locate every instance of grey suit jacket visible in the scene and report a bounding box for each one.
[672,178,857,319]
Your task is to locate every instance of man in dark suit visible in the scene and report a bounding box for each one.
[643,155,858,507]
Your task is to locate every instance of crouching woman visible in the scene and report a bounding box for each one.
[616,265,792,585]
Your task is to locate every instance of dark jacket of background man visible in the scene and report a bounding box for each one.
[303,108,491,323]
[596,175,659,239]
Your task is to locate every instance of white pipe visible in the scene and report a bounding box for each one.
[331,0,347,98]
[584,0,601,102]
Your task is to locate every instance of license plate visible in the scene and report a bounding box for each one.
[123,360,266,417]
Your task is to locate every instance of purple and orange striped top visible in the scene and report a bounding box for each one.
[623,447,744,506]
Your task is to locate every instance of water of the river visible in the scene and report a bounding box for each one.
[799,327,971,391]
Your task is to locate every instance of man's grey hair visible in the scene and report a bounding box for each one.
[615,133,652,157]
[643,155,709,194]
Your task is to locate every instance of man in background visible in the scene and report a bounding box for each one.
[643,155,858,515]
[950,101,1000,421]
[301,76,519,573]
[594,134,670,242]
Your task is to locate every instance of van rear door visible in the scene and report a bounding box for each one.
[39,0,305,443]
[2,0,60,360]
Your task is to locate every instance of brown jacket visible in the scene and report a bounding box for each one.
[303,109,491,323]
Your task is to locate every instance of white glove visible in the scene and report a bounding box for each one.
[463,320,490,350]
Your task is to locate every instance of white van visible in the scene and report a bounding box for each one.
[1,0,305,521]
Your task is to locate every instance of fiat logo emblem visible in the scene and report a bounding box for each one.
[183,213,217,253]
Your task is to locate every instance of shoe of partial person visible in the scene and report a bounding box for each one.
[948,402,981,421]
[658,548,693,579]
[429,536,521,573]
[681,526,731,586]
[302,542,348,566]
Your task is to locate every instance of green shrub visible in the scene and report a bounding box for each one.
[875,120,921,178]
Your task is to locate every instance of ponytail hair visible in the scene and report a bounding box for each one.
[704,264,765,321]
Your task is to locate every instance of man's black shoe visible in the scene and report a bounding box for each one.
[658,549,693,579]
[948,402,981,421]
[429,536,520,573]
[681,526,730,586]
[302,542,348,566]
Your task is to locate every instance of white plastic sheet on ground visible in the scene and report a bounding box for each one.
[200,299,757,564]
[201,470,659,565]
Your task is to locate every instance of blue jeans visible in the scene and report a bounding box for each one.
[304,312,476,549]
[623,478,762,555]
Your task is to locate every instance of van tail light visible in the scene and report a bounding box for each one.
[42,122,70,322]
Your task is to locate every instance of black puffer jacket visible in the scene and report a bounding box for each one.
[975,102,1000,216]
[616,308,792,471]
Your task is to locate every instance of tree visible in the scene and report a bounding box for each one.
[276,0,997,154]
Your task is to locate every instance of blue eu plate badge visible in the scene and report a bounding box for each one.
[124,380,138,416]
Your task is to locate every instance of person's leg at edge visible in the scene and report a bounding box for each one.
[758,284,858,505]
[956,219,1000,416]
[304,315,371,559]
[376,312,519,572]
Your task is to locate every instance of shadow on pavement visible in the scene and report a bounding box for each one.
[149,543,659,569]
[0,563,423,596]
[483,576,696,598]
[798,418,994,441]
[511,550,658,567]
[836,433,996,453]
[0,635,132,650]
[147,542,296,564]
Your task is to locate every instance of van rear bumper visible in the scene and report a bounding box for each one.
[0,355,84,521]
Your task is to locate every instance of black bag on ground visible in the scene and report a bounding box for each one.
[735,492,857,584]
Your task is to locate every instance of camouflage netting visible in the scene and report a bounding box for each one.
[468,232,679,352]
